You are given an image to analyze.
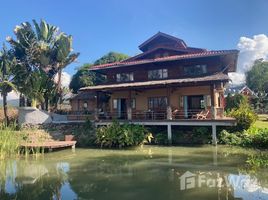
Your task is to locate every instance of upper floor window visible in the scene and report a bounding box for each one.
[184,65,207,76]
[148,69,168,80]
[116,72,134,82]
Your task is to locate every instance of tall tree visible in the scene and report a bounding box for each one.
[0,45,17,125]
[246,59,268,93]
[7,20,79,109]
[94,52,129,65]
[69,52,129,93]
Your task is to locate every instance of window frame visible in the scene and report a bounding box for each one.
[148,69,168,80]
[183,64,207,76]
[116,72,134,82]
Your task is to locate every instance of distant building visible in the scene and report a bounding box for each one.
[225,85,258,99]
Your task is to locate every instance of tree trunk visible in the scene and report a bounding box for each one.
[32,98,37,108]
[3,93,9,126]
[55,69,62,110]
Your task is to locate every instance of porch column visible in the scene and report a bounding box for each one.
[167,124,172,144]
[210,84,216,119]
[94,92,99,121]
[212,124,217,145]
[166,87,172,120]
[127,90,132,120]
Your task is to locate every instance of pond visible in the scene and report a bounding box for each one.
[0,145,268,200]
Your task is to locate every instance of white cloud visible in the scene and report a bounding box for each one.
[54,72,71,88]
[230,34,268,85]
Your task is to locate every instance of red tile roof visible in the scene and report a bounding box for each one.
[80,72,229,91]
[90,50,238,71]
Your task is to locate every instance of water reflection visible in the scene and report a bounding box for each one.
[0,146,267,200]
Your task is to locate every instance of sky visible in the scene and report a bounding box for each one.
[1,0,268,99]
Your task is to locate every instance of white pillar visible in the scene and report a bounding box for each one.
[212,124,217,145]
[167,124,172,144]
[167,106,172,120]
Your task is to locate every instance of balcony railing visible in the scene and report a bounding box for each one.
[64,108,225,121]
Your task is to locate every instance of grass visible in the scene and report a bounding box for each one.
[254,114,268,129]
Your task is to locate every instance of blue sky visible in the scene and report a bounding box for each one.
[1,0,268,77]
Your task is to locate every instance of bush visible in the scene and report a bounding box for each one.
[219,130,242,145]
[154,132,169,145]
[228,100,257,131]
[74,118,96,147]
[0,130,21,159]
[96,121,153,148]
[219,127,268,149]
[172,126,211,145]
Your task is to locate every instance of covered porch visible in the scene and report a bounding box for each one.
[76,73,228,122]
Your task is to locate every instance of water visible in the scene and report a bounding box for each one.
[0,145,268,200]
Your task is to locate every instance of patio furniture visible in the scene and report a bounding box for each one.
[192,110,209,119]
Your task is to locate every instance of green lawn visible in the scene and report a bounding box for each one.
[255,114,268,129]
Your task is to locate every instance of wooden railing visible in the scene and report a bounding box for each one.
[65,108,226,121]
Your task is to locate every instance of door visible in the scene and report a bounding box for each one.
[187,95,204,118]
[117,98,127,119]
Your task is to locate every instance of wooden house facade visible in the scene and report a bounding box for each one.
[70,32,239,144]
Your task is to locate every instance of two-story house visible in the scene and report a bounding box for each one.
[70,32,239,144]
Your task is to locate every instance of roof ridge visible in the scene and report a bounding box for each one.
[89,49,239,71]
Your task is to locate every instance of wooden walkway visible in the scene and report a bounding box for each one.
[21,141,76,151]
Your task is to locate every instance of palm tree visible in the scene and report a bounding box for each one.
[7,20,79,109]
[0,45,17,125]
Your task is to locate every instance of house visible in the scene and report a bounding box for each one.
[70,32,239,144]
[225,84,258,99]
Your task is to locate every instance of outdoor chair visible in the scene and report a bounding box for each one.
[192,110,209,120]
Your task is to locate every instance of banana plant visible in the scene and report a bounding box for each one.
[7,19,79,109]
[0,45,17,125]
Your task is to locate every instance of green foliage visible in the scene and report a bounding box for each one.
[94,52,129,65]
[219,130,242,145]
[7,19,79,108]
[0,45,17,125]
[0,130,21,159]
[70,52,129,93]
[173,126,211,145]
[246,154,268,169]
[74,118,96,147]
[69,64,105,93]
[246,59,268,93]
[219,127,268,149]
[154,133,169,145]
[228,100,257,131]
[95,121,152,148]
[225,94,247,112]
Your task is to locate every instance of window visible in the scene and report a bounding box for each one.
[148,69,168,80]
[116,73,134,82]
[148,97,168,110]
[183,65,207,76]
[113,99,118,109]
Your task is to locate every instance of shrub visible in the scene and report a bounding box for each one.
[219,127,268,149]
[154,133,169,145]
[219,130,242,145]
[172,126,211,145]
[225,94,247,112]
[228,100,257,131]
[95,121,153,148]
[74,118,96,147]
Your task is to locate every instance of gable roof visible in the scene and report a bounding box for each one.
[138,32,188,52]
[89,49,239,71]
[225,84,258,98]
